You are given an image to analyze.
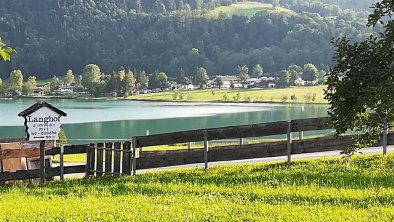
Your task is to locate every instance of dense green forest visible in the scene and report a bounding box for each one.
[0,0,379,79]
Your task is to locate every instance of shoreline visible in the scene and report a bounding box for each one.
[0,95,329,105]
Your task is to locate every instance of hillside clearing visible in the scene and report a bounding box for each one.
[1,154,394,221]
[206,2,295,18]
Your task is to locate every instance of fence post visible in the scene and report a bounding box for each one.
[59,145,64,181]
[88,143,96,177]
[122,141,132,175]
[114,142,121,174]
[240,138,244,146]
[383,119,388,156]
[188,142,192,150]
[104,142,113,174]
[39,140,45,184]
[96,143,104,176]
[287,121,292,164]
[299,131,304,141]
[204,130,209,169]
[132,137,137,175]
[85,145,90,177]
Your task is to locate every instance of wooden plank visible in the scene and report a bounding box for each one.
[96,143,104,176]
[292,136,353,154]
[134,120,289,147]
[291,117,331,132]
[105,142,113,174]
[122,142,132,175]
[113,142,121,174]
[88,143,96,177]
[0,145,85,160]
[137,149,204,169]
[0,147,48,160]
[0,138,28,143]
[47,145,87,155]
[0,143,25,172]
[0,165,85,181]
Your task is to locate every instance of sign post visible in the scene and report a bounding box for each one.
[18,101,67,184]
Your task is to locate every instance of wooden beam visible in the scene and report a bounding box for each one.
[134,120,289,147]
[0,145,88,161]
[0,165,85,181]
[291,117,331,132]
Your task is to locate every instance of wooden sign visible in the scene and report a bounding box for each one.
[18,101,67,141]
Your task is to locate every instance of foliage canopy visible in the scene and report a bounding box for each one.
[325,0,394,156]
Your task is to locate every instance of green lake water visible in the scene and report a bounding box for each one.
[0,99,329,144]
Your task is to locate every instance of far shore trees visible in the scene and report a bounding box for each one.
[302,63,318,82]
[51,75,61,89]
[194,67,209,88]
[8,70,23,93]
[277,70,290,87]
[236,65,249,87]
[22,76,37,95]
[82,64,103,95]
[122,70,136,97]
[215,76,223,89]
[149,71,169,89]
[64,69,75,85]
[136,71,149,91]
[252,64,263,78]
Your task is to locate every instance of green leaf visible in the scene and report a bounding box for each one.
[3,47,16,55]
[0,50,10,61]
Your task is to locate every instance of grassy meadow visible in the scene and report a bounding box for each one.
[128,86,327,104]
[206,2,295,18]
[1,154,394,221]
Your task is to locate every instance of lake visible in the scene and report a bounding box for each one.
[0,99,329,144]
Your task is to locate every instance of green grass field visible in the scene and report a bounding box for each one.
[206,2,295,18]
[1,154,394,221]
[128,86,327,104]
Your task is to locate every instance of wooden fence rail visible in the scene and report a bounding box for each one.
[133,117,331,148]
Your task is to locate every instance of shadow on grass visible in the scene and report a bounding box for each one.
[1,154,393,206]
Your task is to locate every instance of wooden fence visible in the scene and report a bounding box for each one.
[133,117,393,171]
[0,117,392,182]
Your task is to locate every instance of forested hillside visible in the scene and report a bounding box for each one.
[0,0,378,78]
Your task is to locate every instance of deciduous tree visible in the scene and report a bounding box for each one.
[64,69,75,85]
[236,65,249,87]
[194,67,209,88]
[82,64,102,90]
[325,0,394,157]
[8,70,23,92]
[302,63,318,82]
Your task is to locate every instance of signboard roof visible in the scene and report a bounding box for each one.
[18,101,67,117]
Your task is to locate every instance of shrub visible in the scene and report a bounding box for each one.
[223,94,228,101]
[281,94,288,102]
[303,93,312,103]
[290,94,297,102]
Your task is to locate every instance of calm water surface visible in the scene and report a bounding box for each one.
[0,99,328,144]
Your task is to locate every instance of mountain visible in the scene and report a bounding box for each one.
[0,0,378,78]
